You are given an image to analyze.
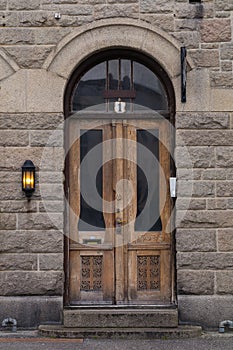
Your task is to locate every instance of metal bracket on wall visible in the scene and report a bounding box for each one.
[181,47,187,103]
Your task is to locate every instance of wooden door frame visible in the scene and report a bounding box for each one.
[63,49,176,307]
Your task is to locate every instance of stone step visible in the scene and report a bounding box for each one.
[39,324,202,339]
[63,307,178,328]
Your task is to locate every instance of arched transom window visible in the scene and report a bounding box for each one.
[71,57,169,114]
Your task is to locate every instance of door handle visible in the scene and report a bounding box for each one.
[115,217,122,234]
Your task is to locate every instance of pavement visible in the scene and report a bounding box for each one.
[0,330,233,350]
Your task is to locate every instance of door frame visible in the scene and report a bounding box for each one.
[63,49,176,307]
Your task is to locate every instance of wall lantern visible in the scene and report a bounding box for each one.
[22,160,35,198]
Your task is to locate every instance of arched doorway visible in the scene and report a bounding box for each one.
[64,49,176,306]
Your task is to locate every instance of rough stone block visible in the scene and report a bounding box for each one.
[216,11,231,19]
[0,182,26,200]
[0,296,62,328]
[38,172,63,184]
[94,4,139,19]
[177,270,214,295]
[38,148,65,171]
[177,169,202,180]
[140,0,174,13]
[39,201,64,213]
[141,14,174,31]
[210,72,233,89]
[0,147,43,171]
[39,253,64,271]
[218,229,233,252]
[18,213,63,230]
[175,3,214,19]
[0,271,63,296]
[108,0,136,3]
[207,199,227,210]
[0,230,63,253]
[42,0,104,3]
[220,43,233,60]
[216,148,233,167]
[177,252,233,270]
[0,254,37,270]
[178,295,233,329]
[0,113,64,130]
[0,130,29,147]
[42,4,93,15]
[172,31,200,49]
[0,200,37,213]
[190,49,220,68]
[202,169,227,180]
[0,213,16,230]
[176,147,215,168]
[34,28,71,45]
[5,46,54,69]
[176,113,230,129]
[176,229,217,252]
[0,0,6,10]
[175,19,199,31]
[201,19,231,42]
[176,198,206,210]
[216,182,233,197]
[177,210,233,228]
[177,181,215,197]
[8,0,40,10]
[0,28,35,45]
[7,11,56,27]
[215,1,233,11]
[221,61,232,72]
[30,130,63,147]
[38,184,64,201]
[216,271,233,294]
[227,169,233,180]
[0,147,64,171]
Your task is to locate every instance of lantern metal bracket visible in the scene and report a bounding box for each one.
[181,47,187,103]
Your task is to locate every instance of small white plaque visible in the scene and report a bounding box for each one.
[114,100,126,113]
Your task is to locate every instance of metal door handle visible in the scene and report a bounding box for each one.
[115,217,122,234]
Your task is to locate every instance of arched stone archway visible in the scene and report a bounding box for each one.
[44,18,193,82]
[63,43,177,308]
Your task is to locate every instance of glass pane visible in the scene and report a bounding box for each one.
[78,129,105,231]
[121,59,131,90]
[135,129,162,232]
[133,62,168,111]
[72,62,106,111]
[108,60,119,90]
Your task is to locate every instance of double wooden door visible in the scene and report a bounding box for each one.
[67,118,173,305]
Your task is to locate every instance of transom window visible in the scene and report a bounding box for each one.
[71,58,168,113]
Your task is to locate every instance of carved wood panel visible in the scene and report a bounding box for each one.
[81,255,103,291]
[137,255,160,291]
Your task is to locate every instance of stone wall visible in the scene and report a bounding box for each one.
[0,112,64,327]
[0,0,232,329]
[176,112,233,328]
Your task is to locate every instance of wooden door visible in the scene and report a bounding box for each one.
[67,118,173,305]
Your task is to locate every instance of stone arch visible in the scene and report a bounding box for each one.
[44,18,194,82]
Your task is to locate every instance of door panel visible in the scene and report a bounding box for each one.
[68,118,172,305]
[69,119,114,304]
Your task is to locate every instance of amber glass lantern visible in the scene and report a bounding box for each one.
[22,160,35,197]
